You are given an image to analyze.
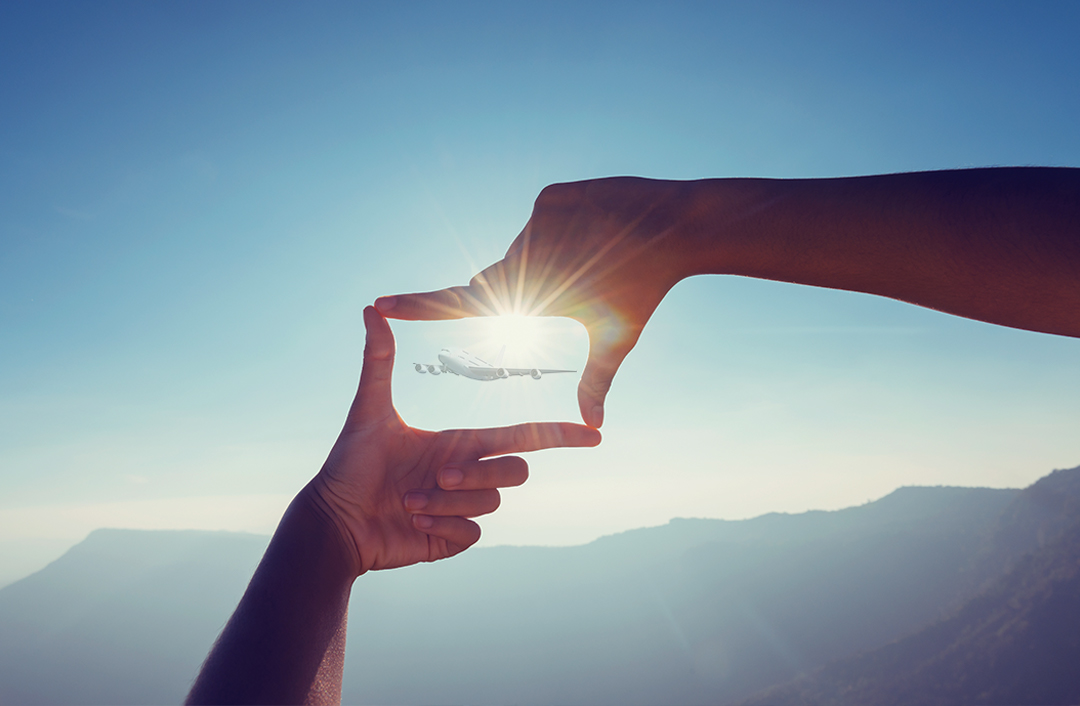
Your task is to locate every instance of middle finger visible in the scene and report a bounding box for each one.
[438,456,529,491]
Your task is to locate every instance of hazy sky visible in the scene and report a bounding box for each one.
[2,1,1079,584]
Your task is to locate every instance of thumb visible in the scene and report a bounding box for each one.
[576,326,638,429]
[351,305,396,423]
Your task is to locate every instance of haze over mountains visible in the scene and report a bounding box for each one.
[742,466,1080,706]
[1,466,1078,705]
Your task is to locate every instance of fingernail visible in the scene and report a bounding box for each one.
[440,467,464,487]
[413,514,434,529]
[403,492,428,510]
[375,296,397,313]
[590,405,604,428]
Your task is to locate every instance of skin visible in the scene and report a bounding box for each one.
[376,167,1080,428]
[186,306,601,705]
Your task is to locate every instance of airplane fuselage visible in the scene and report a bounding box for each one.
[414,347,575,381]
[438,348,503,381]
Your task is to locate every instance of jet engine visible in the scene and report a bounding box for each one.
[530,369,542,380]
[428,365,441,375]
[415,363,425,373]
[495,367,509,379]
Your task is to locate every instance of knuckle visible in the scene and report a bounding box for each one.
[580,374,613,399]
[446,288,465,309]
[512,425,531,450]
[547,426,566,446]
[534,182,584,214]
[535,182,564,206]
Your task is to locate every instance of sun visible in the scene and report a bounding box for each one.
[490,314,542,349]
[474,315,543,361]
[468,314,581,368]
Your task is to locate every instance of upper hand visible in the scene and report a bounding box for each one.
[374,178,695,428]
[309,306,601,576]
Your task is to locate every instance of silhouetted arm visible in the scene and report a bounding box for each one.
[377,168,1080,427]
[683,168,1080,339]
[185,488,353,705]
[186,308,601,705]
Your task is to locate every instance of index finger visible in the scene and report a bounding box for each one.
[377,258,524,320]
[468,422,601,457]
[374,286,475,321]
[377,278,507,320]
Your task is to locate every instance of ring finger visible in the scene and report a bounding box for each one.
[403,488,502,518]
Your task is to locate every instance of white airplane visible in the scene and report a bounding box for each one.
[414,347,575,381]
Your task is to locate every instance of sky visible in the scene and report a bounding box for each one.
[2,0,1079,586]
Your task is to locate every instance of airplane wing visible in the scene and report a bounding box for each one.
[498,367,577,380]
[457,365,576,380]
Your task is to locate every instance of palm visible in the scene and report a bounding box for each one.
[321,420,481,571]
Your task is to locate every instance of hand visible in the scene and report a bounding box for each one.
[375,178,696,428]
[310,306,602,576]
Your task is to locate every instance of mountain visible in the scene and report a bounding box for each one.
[0,529,268,705]
[342,484,1018,706]
[741,466,1080,706]
[0,467,1076,705]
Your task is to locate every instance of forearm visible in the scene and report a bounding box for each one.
[679,168,1080,337]
[186,485,356,706]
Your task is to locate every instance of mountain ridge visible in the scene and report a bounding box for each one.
[0,469,1075,705]
[740,465,1080,706]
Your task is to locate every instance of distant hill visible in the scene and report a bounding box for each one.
[741,466,1080,706]
[0,529,268,705]
[342,483,1019,706]
[0,467,1076,705]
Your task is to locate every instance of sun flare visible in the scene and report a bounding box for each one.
[487,314,541,350]
[468,314,582,368]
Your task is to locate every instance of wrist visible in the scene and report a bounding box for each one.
[679,177,793,278]
[656,179,707,285]
[298,478,366,579]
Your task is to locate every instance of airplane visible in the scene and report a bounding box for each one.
[413,347,576,381]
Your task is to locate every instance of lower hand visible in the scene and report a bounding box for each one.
[309,306,601,576]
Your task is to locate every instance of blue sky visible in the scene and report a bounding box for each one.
[2,1,1079,584]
